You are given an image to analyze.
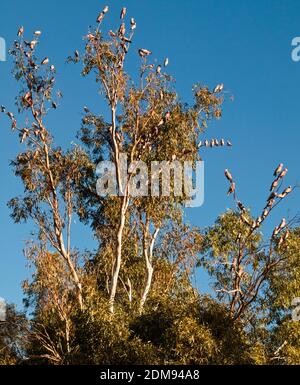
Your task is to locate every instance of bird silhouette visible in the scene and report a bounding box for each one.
[278,168,288,179]
[237,201,245,212]
[118,23,126,37]
[265,198,275,209]
[227,182,236,196]
[279,218,286,230]
[224,169,233,183]
[41,58,49,65]
[130,18,136,30]
[213,83,224,93]
[17,26,24,37]
[121,36,132,43]
[97,13,104,23]
[97,5,109,23]
[120,7,126,19]
[278,186,292,198]
[30,40,37,50]
[87,33,95,40]
[138,49,152,57]
[267,191,277,201]
[270,178,279,191]
[272,227,280,238]
[256,216,262,226]
[262,209,269,219]
[273,163,283,177]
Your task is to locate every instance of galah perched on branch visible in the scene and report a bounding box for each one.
[272,226,280,238]
[130,18,136,30]
[118,23,126,37]
[30,40,37,50]
[278,168,288,179]
[273,163,283,177]
[267,191,277,202]
[270,178,279,191]
[41,57,49,65]
[213,83,224,93]
[97,5,109,23]
[17,26,24,36]
[237,201,246,212]
[262,208,269,219]
[224,169,233,183]
[138,48,152,57]
[278,186,292,199]
[265,198,275,209]
[279,218,286,230]
[227,182,236,196]
[120,7,126,19]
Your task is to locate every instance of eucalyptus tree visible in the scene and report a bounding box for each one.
[200,165,295,322]
[76,5,226,313]
[5,28,92,312]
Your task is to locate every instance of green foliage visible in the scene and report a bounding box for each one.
[0,305,28,365]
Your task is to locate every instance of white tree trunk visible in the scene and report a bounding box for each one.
[140,227,159,313]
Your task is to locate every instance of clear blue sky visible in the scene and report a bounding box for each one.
[0,0,299,308]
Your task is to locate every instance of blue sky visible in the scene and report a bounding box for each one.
[0,0,299,308]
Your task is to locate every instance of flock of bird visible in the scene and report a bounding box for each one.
[94,6,170,70]
[224,164,292,244]
[198,138,232,148]
[17,26,53,70]
[15,11,228,159]
[11,9,294,253]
